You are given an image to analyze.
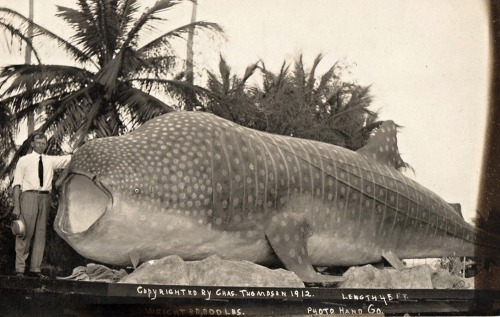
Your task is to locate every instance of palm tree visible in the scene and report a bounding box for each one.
[204,54,382,149]
[205,55,261,127]
[0,0,222,178]
[258,54,380,150]
[25,0,34,135]
[204,54,385,151]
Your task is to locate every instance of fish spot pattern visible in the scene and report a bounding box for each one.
[67,113,474,248]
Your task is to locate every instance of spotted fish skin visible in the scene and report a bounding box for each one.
[54,111,493,281]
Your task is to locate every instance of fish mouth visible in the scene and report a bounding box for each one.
[56,172,112,236]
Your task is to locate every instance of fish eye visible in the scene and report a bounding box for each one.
[134,188,140,194]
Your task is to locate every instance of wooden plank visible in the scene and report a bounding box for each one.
[0,275,498,316]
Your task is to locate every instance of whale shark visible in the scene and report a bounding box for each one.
[54,111,498,283]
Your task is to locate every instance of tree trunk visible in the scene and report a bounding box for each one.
[186,0,198,85]
[25,0,34,134]
[184,0,198,111]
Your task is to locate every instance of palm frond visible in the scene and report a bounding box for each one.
[128,54,176,77]
[118,0,140,34]
[73,98,102,148]
[55,4,105,64]
[326,87,373,122]
[293,54,306,89]
[345,85,373,109]
[0,82,75,112]
[47,102,88,143]
[317,63,338,93]
[137,21,223,55]
[95,50,123,97]
[241,63,259,86]
[41,86,95,132]
[0,64,92,94]
[117,85,174,126]
[206,69,222,94]
[260,61,290,93]
[0,65,92,120]
[9,98,58,124]
[131,76,212,110]
[0,20,41,63]
[218,56,231,95]
[0,7,96,66]
[127,77,209,97]
[121,0,180,50]
[307,53,324,92]
[95,0,120,61]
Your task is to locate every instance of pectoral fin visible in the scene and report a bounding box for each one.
[382,250,406,270]
[265,213,345,284]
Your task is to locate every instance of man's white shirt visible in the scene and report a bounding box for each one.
[12,152,72,192]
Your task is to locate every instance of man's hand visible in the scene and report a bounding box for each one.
[12,206,20,219]
[12,185,21,219]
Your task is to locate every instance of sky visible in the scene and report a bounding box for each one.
[0,0,491,223]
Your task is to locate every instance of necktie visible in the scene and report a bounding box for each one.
[38,156,44,188]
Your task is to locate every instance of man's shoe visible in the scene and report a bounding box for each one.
[29,272,48,279]
[14,272,25,278]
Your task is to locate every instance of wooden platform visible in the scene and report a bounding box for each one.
[0,275,498,316]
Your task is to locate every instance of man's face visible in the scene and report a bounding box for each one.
[32,137,47,154]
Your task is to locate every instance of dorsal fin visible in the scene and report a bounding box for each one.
[357,120,405,169]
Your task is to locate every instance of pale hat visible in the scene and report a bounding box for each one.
[11,219,26,239]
